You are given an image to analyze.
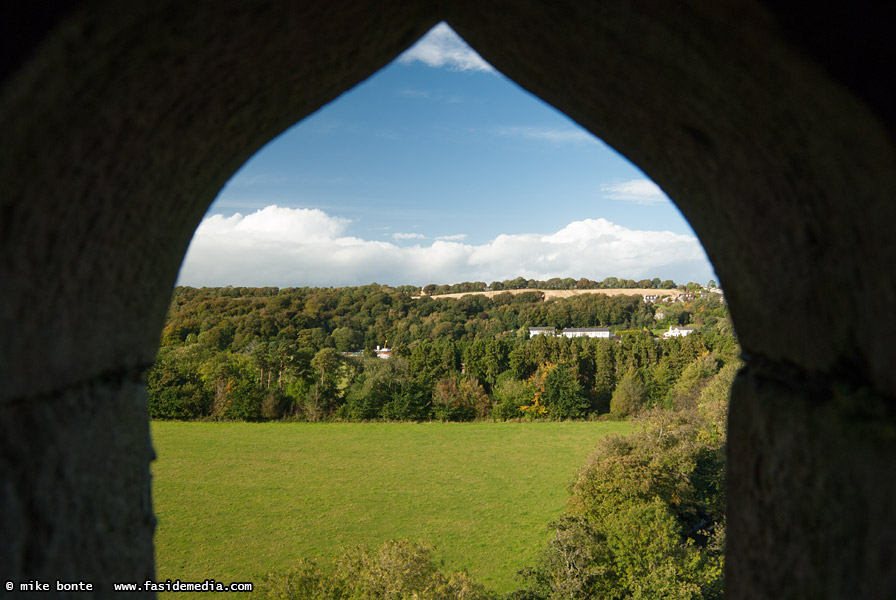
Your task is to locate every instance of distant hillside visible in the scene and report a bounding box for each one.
[418,287,683,300]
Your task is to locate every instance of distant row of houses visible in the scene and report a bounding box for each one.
[349,326,697,362]
[529,327,611,338]
[644,286,725,304]
[643,292,696,304]
[529,325,696,339]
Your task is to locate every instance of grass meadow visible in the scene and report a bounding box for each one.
[151,421,632,597]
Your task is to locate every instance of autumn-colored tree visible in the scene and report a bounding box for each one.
[432,376,488,421]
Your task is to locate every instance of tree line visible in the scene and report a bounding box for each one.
[421,275,708,296]
[147,282,733,423]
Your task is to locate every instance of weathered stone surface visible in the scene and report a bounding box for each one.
[0,376,155,595]
[728,363,896,598]
[1,0,895,597]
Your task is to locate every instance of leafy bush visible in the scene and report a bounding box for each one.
[433,377,490,421]
[343,357,434,421]
[669,352,721,410]
[224,379,264,421]
[261,390,292,420]
[257,540,497,600]
[491,377,533,421]
[522,408,726,599]
[146,348,212,419]
[381,381,433,421]
[541,364,590,420]
[609,368,647,417]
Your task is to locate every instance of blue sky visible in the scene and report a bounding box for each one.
[178,23,715,288]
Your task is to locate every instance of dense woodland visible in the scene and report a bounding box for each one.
[148,280,732,423]
[151,278,734,599]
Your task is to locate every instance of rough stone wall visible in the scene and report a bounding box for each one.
[0,378,155,589]
[728,363,896,598]
[1,1,894,597]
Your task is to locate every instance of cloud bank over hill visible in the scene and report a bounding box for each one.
[177,205,713,287]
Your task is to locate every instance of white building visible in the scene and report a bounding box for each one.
[528,326,556,338]
[561,327,611,338]
[663,325,697,338]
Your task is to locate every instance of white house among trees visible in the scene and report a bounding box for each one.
[663,325,697,338]
[529,327,612,338]
[528,327,556,338]
[561,328,611,338]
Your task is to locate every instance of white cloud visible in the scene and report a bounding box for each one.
[601,178,669,205]
[493,126,596,145]
[178,205,713,287]
[398,22,494,73]
[436,234,467,241]
[393,232,426,240]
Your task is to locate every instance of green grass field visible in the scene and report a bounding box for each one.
[151,421,631,596]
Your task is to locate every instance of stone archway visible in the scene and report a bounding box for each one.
[2,1,894,597]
